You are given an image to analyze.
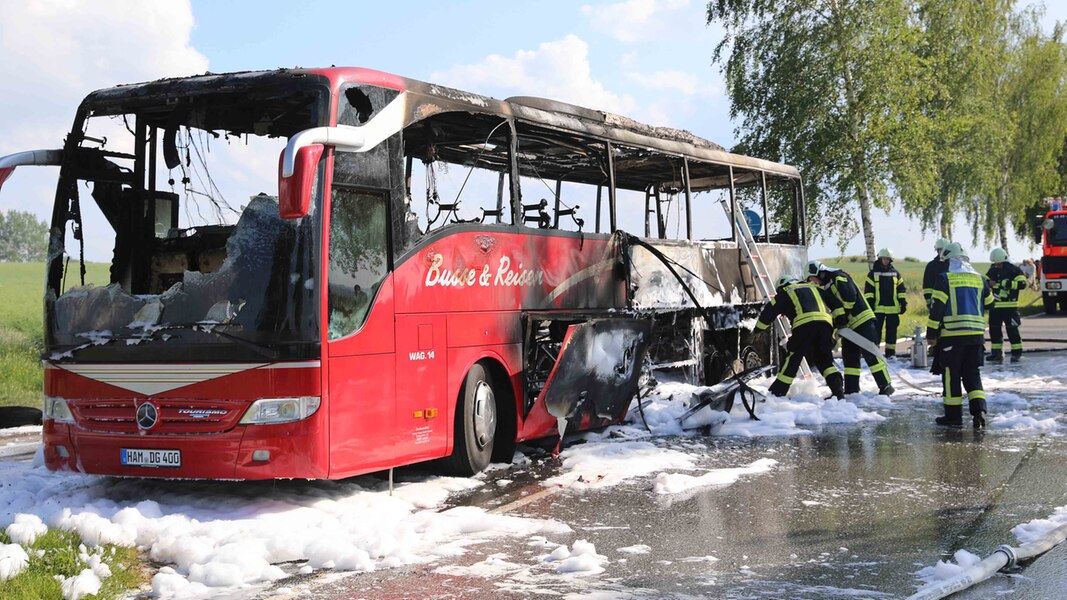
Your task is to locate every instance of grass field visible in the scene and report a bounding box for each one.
[0,262,108,407]
[818,255,1043,337]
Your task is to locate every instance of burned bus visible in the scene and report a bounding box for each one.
[0,67,806,479]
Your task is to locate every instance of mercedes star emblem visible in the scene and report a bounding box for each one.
[136,402,159,430]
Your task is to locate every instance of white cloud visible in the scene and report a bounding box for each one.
[626,69,721,97]
[432,35,636,115]
[0,1,209,258]
[581,0,693,43]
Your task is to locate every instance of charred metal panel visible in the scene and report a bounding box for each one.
[629,240,806,311]
[535,318,651,430]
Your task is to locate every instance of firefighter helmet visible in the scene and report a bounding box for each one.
[942,242,966,261]
[989,247,1009,263]
[877,248,893,259]
[934,238,949,251]
[807,260,827,276]
[776,275,797,288]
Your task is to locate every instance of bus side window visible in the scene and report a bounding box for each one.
[328,188,388,340]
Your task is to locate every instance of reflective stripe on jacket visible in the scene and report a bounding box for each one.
[865,263,906,314]
[756,282,844,331]
[926,259,994,343]
[825,269,875,329]
[986,262,1028,308]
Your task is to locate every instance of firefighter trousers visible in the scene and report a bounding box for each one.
[988,307,1022,355]
[769,322,844,399]
[874,313,900,356]
[938,341,986,414]
[842,320,891,394]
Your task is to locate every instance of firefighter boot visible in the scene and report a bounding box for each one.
[879,383,895,397]
[827,372,845,400]
[969,397,988,429]
[986,349,1003,362]
[1010,351,1022,363]
[935,404,963,428]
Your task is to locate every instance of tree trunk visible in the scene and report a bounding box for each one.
[998,166,1010,250]
[857,180,876,262]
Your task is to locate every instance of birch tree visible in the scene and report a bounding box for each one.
[708,0,934,261]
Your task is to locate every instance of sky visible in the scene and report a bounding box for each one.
[0,0,1064,263]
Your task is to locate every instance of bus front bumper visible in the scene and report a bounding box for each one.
[43,417,328,480]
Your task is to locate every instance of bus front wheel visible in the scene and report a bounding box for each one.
[441,363,497,476]
[1044,294,1058,315]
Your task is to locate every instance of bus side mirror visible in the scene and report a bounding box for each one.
[278,144,324,219]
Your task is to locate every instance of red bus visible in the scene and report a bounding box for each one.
[0,67,807,479]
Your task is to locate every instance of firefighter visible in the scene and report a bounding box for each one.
[865,248,907,357]
[808,261,894,396]
[927,243,995,428]
[756,275,847,400]
[986,247,1027,362]
[922,238,950,310]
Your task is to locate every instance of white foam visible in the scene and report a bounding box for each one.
[0,543,29,581]
[653,458,778,494]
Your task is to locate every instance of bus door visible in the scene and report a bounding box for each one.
[394,314,448,462]
[325,186,396,476]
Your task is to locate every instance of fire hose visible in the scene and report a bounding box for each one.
[906,520,1067,599]
[837,328,940,394]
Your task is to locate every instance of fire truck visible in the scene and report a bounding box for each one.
[1037,197,1067,314]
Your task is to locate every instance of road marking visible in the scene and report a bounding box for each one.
[489,485,563,514]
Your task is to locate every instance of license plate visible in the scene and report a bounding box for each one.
[121,448,181,468]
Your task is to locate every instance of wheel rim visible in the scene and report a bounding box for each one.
[472,380,497,449]
[743,349,762,370]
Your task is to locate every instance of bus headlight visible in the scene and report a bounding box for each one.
[43,396,74,423]
[1049,281,1062,290]
[239,396,321,425]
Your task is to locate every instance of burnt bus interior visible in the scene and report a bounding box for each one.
[385,90,806,388]
[46,78,327,358]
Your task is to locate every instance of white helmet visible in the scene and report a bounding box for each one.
[989,247,1009,263]
[934,238,949,251]
[877,248,893,259]
[807,260,827,276]
[942,242,967,261]
[776,275,797,288]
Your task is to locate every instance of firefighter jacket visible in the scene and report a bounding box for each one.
[822,268,875,329]
[922,256,948,305]
[926,259,994,345]
[756,282,846,332]
[865,261,907,314]
[986,261,1027,308]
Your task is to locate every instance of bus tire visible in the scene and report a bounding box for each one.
[440,363,497,476]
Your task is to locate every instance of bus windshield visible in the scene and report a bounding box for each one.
[45,76,328,362]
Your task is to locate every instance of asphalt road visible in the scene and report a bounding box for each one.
[278,351,1067,600]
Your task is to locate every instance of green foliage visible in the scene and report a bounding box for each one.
[0,210,49,262]
[0,529,145,600]
[0,262,109,405]
[709,0,932,261]
[709,0,1067,254]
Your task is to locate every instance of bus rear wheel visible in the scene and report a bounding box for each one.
[440,363,497,476]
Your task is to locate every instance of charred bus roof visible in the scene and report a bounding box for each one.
[75,66,800,189]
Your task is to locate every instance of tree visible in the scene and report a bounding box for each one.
[992,17,1067,249]
[0,209,49,262]
[900,0,1012,241]
[708,0,936,261]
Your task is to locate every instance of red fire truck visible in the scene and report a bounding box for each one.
[1038,197,1067,314]
[0,67,806,479]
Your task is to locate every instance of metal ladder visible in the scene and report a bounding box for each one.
[719,195,811,376]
